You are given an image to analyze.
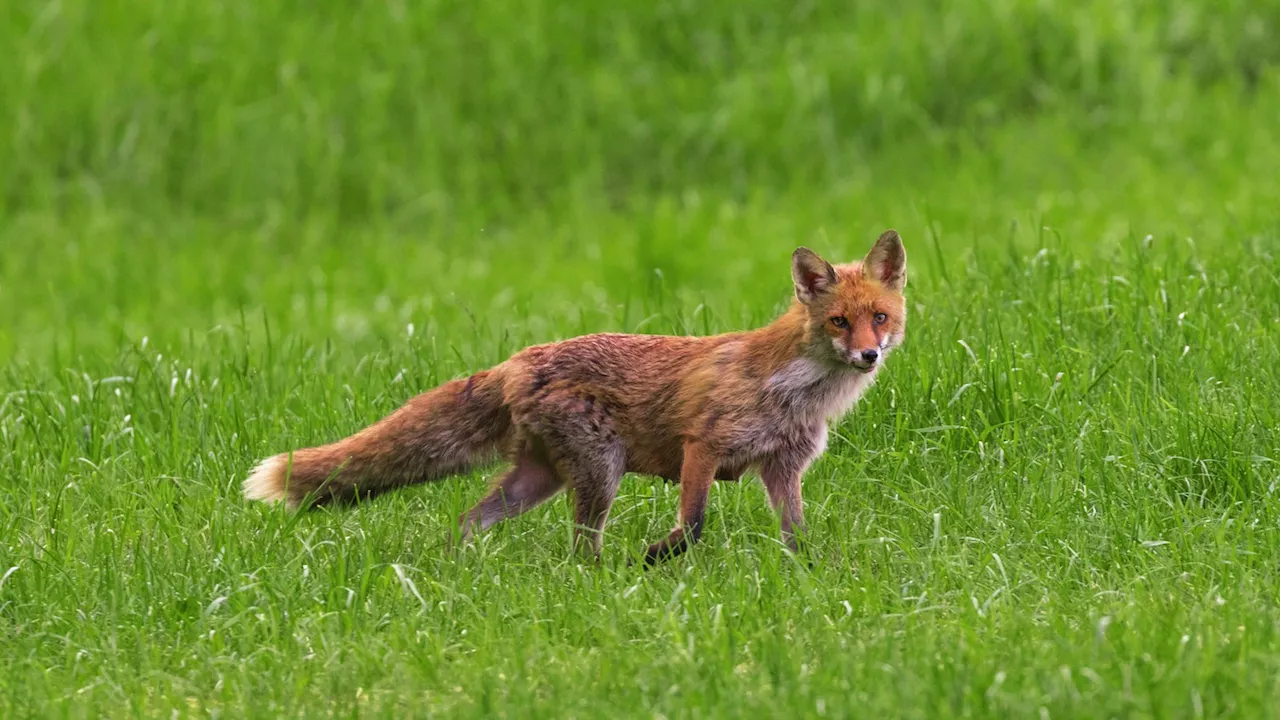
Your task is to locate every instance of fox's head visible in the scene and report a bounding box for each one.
[791,230,907,373]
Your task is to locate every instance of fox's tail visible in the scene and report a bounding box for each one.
[243,367,512,508]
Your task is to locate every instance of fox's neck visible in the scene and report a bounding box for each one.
[741,302,817,375]
[741,302,873,421]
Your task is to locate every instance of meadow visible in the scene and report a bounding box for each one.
[3,1,1280,717]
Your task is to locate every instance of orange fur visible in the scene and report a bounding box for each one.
[244,230,908,563]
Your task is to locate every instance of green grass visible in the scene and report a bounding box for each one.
[3,1,1280,717]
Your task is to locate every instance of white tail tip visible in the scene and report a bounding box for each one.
[243,455,287,504]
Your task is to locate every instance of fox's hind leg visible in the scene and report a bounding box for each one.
[458,447,564,542]
[522,395,626,559]
[562,450,625,559]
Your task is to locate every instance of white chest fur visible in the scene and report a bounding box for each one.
[766,357,876,425]
[713,357,873,469]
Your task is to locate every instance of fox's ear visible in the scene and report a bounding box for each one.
[791,247,837,304]
[863,230,906,291]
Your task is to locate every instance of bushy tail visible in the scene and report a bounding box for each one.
[244,367,512,508]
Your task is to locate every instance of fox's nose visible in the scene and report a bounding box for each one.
[860,349,880,364]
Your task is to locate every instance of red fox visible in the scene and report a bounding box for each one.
[245,230,907,563]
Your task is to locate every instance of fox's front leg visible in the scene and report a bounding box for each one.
[643,442,718,565]
[761,455,809,554]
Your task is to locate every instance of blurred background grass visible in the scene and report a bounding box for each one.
[3,0,1278,220]
[2,0,1279,363]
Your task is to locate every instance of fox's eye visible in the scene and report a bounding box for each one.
[873,312,888,325]
[830,316,849,329]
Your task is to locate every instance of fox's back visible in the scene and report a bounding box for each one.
[506,331,724,405]
[501,332,736,475]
